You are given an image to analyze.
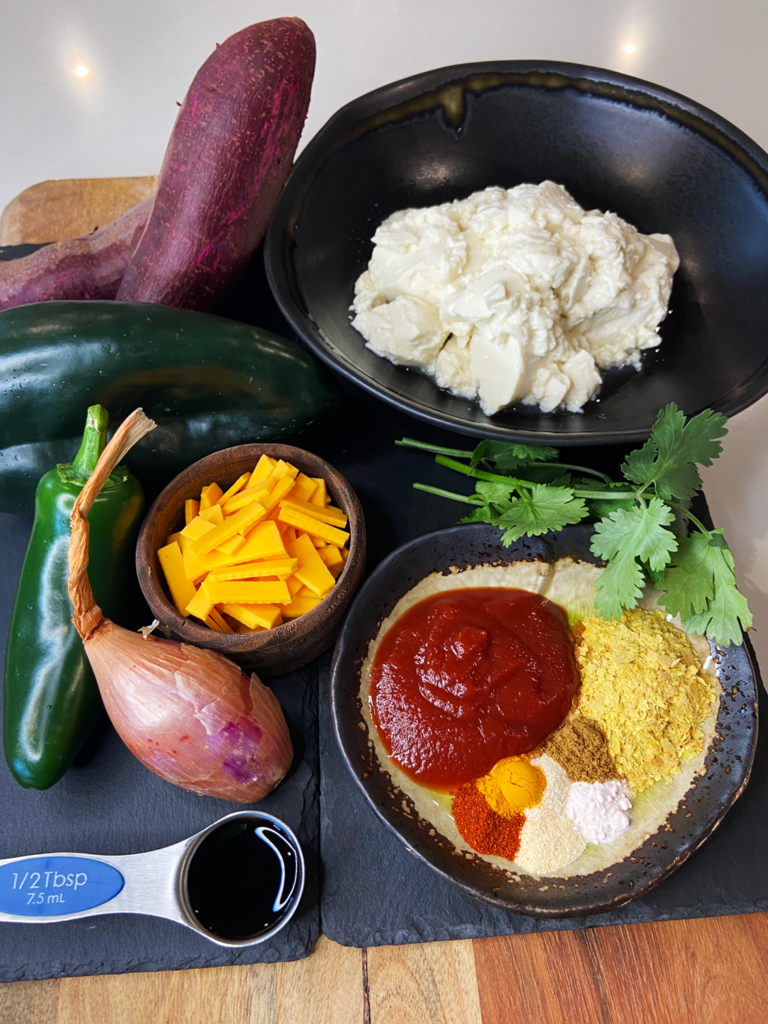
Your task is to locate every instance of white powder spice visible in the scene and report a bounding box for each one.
[515,754,586,874]
[566,779,633,845]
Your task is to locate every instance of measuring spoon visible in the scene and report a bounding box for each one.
[0,810,305,947]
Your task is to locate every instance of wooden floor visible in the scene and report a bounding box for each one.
[2,913,768,1023]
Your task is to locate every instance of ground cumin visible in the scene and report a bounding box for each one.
[543,713,618,784]
[452,784,525,861]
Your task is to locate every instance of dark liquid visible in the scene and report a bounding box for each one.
[186,818,300,940]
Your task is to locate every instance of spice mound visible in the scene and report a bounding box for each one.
[575,609,718,792]
[514,755,587,874]
[477,756,546,817]
[156,454,350,633]
[543,713,617,783]
[451,784,526,862]
[565,780,632,845]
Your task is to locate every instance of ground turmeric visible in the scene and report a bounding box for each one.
[476,756,546,817]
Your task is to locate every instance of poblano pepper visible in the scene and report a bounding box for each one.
[3,405,144,788]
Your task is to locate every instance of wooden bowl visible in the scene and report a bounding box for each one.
[136,444,366,676]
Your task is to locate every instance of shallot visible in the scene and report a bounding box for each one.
[68,409,293,802]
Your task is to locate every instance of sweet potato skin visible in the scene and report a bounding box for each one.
[117,18,316,312]
[0,198,152,311]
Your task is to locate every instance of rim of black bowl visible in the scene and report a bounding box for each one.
[265,59,768,446]
[329,523,759,916]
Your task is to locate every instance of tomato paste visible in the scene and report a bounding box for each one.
[369,588,579,790]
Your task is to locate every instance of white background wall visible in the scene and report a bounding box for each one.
[2,1,768,213]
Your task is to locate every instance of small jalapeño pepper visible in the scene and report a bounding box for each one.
[3,405,144,788]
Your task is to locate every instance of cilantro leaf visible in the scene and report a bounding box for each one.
[591,499,678,618]
[593,553,645,619]
[471,440,559,470]
[622,404,728,501]
[590,498,678,571]
[460,506,501,525]
[474,480,515,504]
[658,531,714,620]
[661,529,752,645]
[495,485,587,543]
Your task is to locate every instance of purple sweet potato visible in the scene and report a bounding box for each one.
[117,18,315,312]
[0,197,152,311]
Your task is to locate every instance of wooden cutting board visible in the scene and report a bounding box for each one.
[0,175,156,245]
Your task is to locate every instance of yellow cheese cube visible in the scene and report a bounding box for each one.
[278,507,350,547]
[181,540,240,579]
[309,478,327,507]
[216,533,246,555]
[251,454,277,482]
[260,475,296,513]
[186,582,215,621]
[286,533,336,597]
[206,558,298,582]
[279,496,347,528]
[272,459,299,481]
[191,501,267,557]
[204,580,291,605]
[217,472,251,507]
[318,544,344,576]
[218,603,283,630]
[199,482,223,510]
[199,503,224,526]
[281,595,322,618]
[286,473,317,503]
[181,515,216,541]
[179,534,209,582]
[219,521,287,564]
[311,536,327,548]
[207,607,235,633]
[166,531,182,546]
[285,574,304,597]
[157,542,197,617]
[278,524,297,546]
[184,499,200,525]
[222,475,276,514]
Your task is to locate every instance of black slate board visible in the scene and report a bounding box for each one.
[0,508,320,981]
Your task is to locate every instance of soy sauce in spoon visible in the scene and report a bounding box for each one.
[185,818,300,940]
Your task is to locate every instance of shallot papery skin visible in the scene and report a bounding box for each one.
[84,621,293,802]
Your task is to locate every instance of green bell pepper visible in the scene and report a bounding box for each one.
[3,405,144,789]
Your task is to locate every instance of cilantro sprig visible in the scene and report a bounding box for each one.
[398,404,751,646]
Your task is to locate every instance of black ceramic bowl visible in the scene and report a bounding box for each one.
[266,61,768,446]
[330,523,758,916]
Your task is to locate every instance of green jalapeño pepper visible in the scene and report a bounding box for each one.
[3,405,144,788]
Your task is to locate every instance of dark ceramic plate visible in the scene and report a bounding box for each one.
[330,523,758,916]
[266,61,768,446]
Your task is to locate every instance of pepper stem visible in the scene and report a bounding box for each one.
[68,408,157,642]
[69,405,110,482]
